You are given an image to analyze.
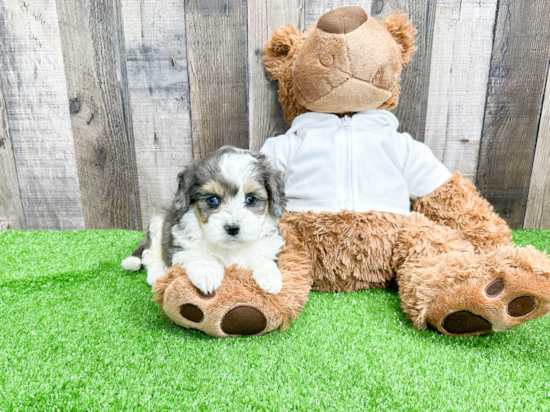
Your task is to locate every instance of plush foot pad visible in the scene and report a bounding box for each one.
[441,311,492,335]
[221,306,267,335]
[429,247,550,337]
[152,264,311,338]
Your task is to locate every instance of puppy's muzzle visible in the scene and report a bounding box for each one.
[224,224,240,236]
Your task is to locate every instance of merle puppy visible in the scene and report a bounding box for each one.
[122,146,287,295]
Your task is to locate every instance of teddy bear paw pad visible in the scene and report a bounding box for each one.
[221,306,267,336]
[507,296,537,317]
[485,278,505,297]
[180,304,204,323]
[196,288,216,300]
[442,311,491,334]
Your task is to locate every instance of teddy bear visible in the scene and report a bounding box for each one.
[153,6,550,338]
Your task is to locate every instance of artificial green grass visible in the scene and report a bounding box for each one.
[1,229,550,411]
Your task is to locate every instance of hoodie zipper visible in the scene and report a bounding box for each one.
[342,115,353,210]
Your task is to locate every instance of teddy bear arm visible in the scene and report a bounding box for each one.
[411,171,512,253]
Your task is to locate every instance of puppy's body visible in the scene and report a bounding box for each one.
[122,147,286,294]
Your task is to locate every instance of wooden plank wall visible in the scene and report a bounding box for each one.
[56,0,141,229]
[0,76,25,230]
[476,0,550,229]
[1,0,550,230]
[0,0,85,230]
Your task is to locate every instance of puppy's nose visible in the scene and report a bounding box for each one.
[317,6,368,34]
[224,224,240,236]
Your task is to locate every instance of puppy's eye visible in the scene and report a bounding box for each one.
[206,196,219,207]
[245,195,257,206]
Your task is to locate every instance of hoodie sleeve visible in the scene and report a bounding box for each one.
[260,135,290,175]
[400,132,452,200]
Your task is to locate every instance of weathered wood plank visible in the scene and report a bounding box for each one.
[119,0,193,227]
[371,0,436,142]
[185,0,249,158]
[305,0,372,28]
[0,76,25,230]
[0,0,85,230]
[248,0,304,151]
[423,0,497,183]
[56,0,142,229]
[476,0,550,229]
[524,65,550,230]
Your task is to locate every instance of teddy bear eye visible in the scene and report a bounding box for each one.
[319,54,335,67]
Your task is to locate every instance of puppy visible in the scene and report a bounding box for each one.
[121,146,287,295]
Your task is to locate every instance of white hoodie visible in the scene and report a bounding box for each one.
[261,109,451,216]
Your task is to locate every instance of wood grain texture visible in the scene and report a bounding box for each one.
[248,0,304,151]
[305,0,372,28]
[0,0,85,230]
[423,0,497,183]
[120,0,193,228]
[56,0,142,230]
[476,0,550,229]
[185,0,249,158]
[0,75,25,230]
[524,67,550,230]
[371,0,436,142]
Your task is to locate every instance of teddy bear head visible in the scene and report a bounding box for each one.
[263,6,417,124]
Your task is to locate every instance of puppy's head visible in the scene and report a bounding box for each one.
[173,146,286,249]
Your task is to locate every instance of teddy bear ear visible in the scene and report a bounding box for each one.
[263,24,303,80]
[379,11,418,66]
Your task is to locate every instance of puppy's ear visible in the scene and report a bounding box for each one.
[254,153,287,219]
[379,11,417,66]
[173,161,198,214]
[263,24,303,81]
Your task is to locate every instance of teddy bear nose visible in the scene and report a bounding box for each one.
[317,6,368,34]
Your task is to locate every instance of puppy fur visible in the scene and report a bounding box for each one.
[121,146,287,294]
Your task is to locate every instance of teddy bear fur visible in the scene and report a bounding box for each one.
[153,6,550,338]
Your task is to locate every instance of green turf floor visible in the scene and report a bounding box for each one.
[1,229,550,411]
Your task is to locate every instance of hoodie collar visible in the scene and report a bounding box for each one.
[289,109,400,133]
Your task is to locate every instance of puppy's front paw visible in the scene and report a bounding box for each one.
[253,263,282,294]
[185,260,225,295]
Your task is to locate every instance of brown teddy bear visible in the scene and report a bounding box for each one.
[153,6,550,338]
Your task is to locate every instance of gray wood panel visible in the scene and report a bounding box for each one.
[56,0,142,230]
[476,0,550,229]
[0,0,85,230]
[185,0,249,158]
[248,0,304,151]
[0,76,25,230]
[120,0,193,228]
[524,67,550,230]
[371,0,436,142]
[423,0,497,183]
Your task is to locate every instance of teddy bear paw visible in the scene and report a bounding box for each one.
[153,265,296,337]
[428,248,550,337]
[177,290,268,336]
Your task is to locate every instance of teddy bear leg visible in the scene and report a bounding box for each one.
[411,171,512,253]
[281,211,405,292]
[152,223,313,338]
[395,213,550,336]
